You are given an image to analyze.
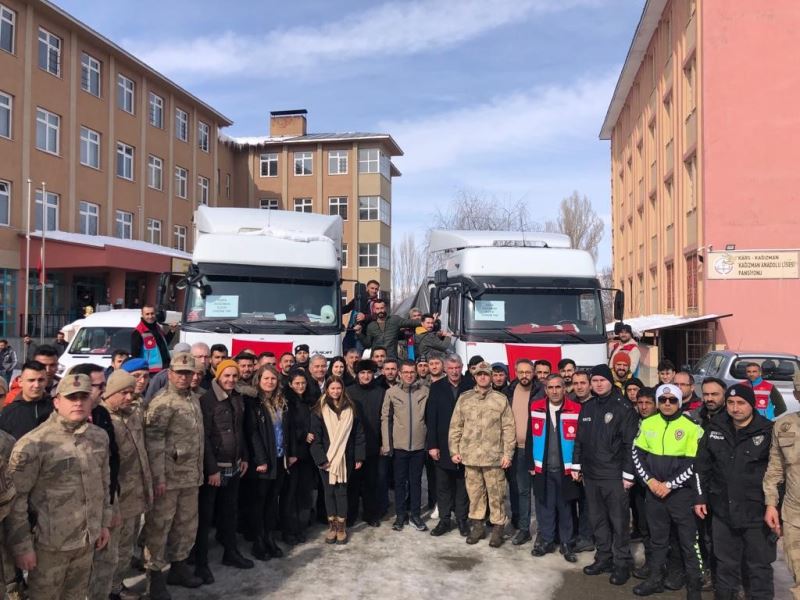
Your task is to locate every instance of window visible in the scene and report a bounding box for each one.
[259,198,279,210]
[686,253,699,311]
[259,153,278,177]
[684,156,697,208]
[173,225,187,252]
[80,52,100,96]
[147,155,163,190]
[79,126,100,169]
[665,263,675,312]
[358,196,390,224]
[328,150,348,175]
[294,151,312,176]
[341,243,348,268]
[198,121,209,152]
[0,180,9,226]
[359,148,379,173]
[146,218,161,245]
[116,142,134,180]
[294,197,312,213]
[35,189,58,231]
[328,196,348,220]
[225,173,231,199]
[38,28,61,76]
[0,91,10,138]
[198,176,209,205]
[175,108,188,141]
[78,201,98,235]
[115,210,132,239]
[117,74,134,114]
[684,58,697,113]
[35,107,59,154]
[358,243,390,269]
[175,166,187,198]
[0,4,15,54]
[148,92,163,128]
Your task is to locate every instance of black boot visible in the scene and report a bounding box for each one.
[609,565,631,586]
[222,547,255,569]
[560,543,577,563]
[430,519,452,537]
[251,537,269,561]
[194,564,215,585]
[633,577,664,596]
[531,539,557,557]
[457,519,470,537]
[583,559,613,576]
[633,564,652,580]
[264,533,284,558]
[149,570,172,600]
[166,560,202,588]
[685,578,703,600]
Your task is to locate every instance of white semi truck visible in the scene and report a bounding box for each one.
[422,230,623,376]
[157,206,345,358]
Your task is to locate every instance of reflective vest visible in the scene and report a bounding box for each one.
[529,398,580,475]
[744,379,776,420]
[135,321,163,373]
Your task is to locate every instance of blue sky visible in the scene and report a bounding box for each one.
[57,0,644,268]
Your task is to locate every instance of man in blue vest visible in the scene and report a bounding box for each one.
[131,305,173,374]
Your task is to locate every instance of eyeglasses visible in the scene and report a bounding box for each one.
[658,396,680,405]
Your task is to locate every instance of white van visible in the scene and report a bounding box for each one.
[58,309,180,376]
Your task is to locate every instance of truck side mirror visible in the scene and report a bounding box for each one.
[429,288,441,314]
[433,268,448,286]
[614,290,625,321]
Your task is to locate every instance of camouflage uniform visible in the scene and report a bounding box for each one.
[102,399,153,597]
[143,361,204,571]
[764,411,800,600]
[0,430,17,596]
[448,382,516,525]
[7,395,112,600]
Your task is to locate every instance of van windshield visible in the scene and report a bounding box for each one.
[463,289,605,340]
[68,327,132,355]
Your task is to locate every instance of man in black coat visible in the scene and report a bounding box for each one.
[346,359,384,527]
[694,383,775,600]
[0,361,52,440]
[425,354,472,537]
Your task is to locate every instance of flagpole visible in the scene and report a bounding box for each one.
[24,179,31,341]
[40,181,46,345]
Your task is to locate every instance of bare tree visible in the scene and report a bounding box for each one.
[433,188,540,232]
[599,265,615,324]
[545,191,604,261]
[392,233,427,307]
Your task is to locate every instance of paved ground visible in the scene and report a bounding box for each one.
[122,512,795,599]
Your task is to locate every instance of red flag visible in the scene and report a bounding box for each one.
[36,247,44,284]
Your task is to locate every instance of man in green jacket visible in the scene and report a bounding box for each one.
[356,299,420,360]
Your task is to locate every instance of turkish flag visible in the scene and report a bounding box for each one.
[231,338,294,359]
[505,344,563,379]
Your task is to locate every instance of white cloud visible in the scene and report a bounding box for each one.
[383,72,618,174]
[123,0,600,78]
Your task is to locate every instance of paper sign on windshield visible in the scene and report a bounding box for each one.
[205,295,239,318]
[474,300,505,322]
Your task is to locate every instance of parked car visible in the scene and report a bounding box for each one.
[58,308,180,376]
[691,350,800,415]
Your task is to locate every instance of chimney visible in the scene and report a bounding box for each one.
[270,109,308,137]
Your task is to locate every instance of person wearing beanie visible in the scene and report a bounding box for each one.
[101,369,153,600]
[611,352,633,391]
[491,363,509,394]
[573,364,639,585]
[630,383,704,597]
[122,357,151,405]
[608,323,640,375]
[345,359,384,527]
[694,383,775,600]
[623,377,644,405]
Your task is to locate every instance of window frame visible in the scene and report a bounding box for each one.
[37,27,61,76]
[294,151,313,176]
[147,154,163,190]
[175,108,188,142]
[146,218,162,245]
[80,52,101,96]
[173,224,187,252]
[293,197,312,213]
[0,3,15,54]
[78,200,99,236]
[197,175,209,205]
[148,92,163,128]
[0,91,11,139]
[198,121,209,152]
[35,107,60,155]
[259,153,278,177]
[328,196,348,220]
[79,126,100,169]
[328,150,348,175]
[175,166,188,199]
[358,243,378,268]
[116,74,135,114]
[115,209,133,240]
[358,148,379,173]
[0,179,10,226]
[34,189,59,231]
[358,196,390,225]
[116,141,134,181]
[341,242,348,268]
[259,198,279,210]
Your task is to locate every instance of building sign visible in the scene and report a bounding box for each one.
[707,250,800,280]
[171,257,192,273]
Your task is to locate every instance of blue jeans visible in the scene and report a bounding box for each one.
[508,447,533,532]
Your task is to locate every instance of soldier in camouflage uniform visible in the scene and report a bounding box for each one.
[0,429,19,600]
[6,374,112,600]
[764,406,800,600]
[143,352,204,600]
[448,361,516,548]
[101,369,153,600]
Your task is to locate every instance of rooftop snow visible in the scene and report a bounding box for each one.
[29,230,191,259]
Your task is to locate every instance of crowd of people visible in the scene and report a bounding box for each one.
[0,300,795,600]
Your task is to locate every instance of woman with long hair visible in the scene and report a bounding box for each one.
[243,364,295,560]
[326,356,346,381]
[309,376,365,544]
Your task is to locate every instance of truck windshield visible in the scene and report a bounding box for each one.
[463,289,604,338]
[185,275,339,326]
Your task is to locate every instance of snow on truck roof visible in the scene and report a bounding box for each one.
[192,206,342,271]
[428,230,572,253]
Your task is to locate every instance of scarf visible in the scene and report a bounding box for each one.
[321,401,353,485]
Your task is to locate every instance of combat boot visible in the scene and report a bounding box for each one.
[166,560,202,588]
[325,517,337,544]
[466,520,485,545]
[633,577,665,596]
[336,517,348,544]
[148,569,172,600]
[488,524,505,548]
[264,532,284,558]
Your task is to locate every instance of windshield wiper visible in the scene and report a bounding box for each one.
[282,319,320,335]
[184,319,250,334]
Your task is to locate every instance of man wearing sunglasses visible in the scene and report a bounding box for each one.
[631,384,704,598]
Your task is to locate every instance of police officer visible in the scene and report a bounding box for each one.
[764,397,800,600]
[143,352,204,599]
[573,364,638,585]
[102,369,153,600]
[631,383,704,598]
[448,361,516,548]
[694,383,775,600]
[7,374,112,600]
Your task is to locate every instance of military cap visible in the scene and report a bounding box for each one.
[170,352,196,372]
[57,373,92,397]
[473,361,492,376]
